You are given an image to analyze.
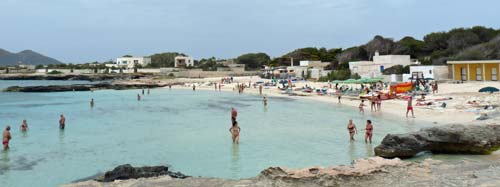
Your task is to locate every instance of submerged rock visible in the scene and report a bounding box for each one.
[95,164,189,182]
[375,124,500,158]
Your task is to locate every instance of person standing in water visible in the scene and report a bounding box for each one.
[365,120,373,143]
[338,93,342,104]
[20,120,28,132]
[142,89,145,95]
[263,96,268,106]
[347,120,357,141]
[218,84,222,91]
[229,121,241,144]
[59,114,66,129]
[147,88,150,95]
[231,107,238,123]
[169,85,172,90]
[192,84,196,91]
[137,94,141,101]
[90,98,94,108]
[359,100,365,113]
[376,95,382,111]
[370,95,376,112]
[3,126,12,150]
[406,96,415,118]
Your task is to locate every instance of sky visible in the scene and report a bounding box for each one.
[1,0,500,63]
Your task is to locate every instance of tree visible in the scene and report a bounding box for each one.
[423,32,449,51]
[363,35,394,59]
[336,47,368,64]
[235,53,270,70]
[392,36,425,58]
[149,52,185,67]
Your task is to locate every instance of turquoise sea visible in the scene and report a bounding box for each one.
[0,80,429,187]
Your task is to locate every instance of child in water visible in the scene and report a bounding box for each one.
[229,121,241,144]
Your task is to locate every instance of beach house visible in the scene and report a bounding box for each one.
[448,60,500,81]
[349,52,412,78]
[114,56,151,69]
[174,56,194,68]
[409,66,449,80]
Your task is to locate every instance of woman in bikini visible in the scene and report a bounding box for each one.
[347,119,357,141]
[20,119,28,132]
[229,121,241,144]
[365,120,373,143]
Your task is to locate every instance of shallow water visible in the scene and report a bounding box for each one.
[0,80,431,187]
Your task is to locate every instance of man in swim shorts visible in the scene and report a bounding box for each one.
[59,114,66,129]
[3,126,12,150]
[406,96,415,118]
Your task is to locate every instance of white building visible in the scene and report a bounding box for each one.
[409,66,449,80]
[114,57,151,69]
[174,56,194,68]
[349,52,412,78]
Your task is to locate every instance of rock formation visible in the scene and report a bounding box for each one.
[375,124,500,158]
[95,164,189,182]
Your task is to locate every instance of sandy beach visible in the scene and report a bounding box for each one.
[117,76,500,127]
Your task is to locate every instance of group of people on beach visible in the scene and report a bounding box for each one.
[358,95,382,114]
[3,115,66,151]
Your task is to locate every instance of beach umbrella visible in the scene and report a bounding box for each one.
[479,87,499,93]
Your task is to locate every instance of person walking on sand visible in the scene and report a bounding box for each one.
[338,93,342,104]
[20,119,28,132]
[347,120,357,141]
[359,100,365,113]
[365,120,373,143]
[229,121,241,144]
[406,96,415,118]
[59,114,66,129]
[3,126,12,150]
[259,85,263,95]
[90,98,94,108]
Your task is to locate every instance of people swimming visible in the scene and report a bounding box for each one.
[3,126,12,150]
[263,96,268,106]
[347,119,357,141]
[90,98,94,108]
[229,121,241,144]
[365,120,373,144]
[59,114,66,129]
[20,120,28,132]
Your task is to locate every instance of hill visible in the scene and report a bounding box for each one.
[0,49,62,66]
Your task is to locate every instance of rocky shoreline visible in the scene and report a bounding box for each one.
[64,156,500,187]
[0,73,146,81]
[375,124,500,158]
